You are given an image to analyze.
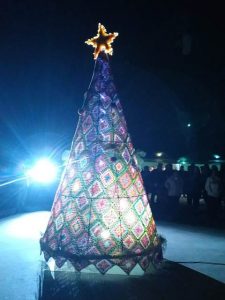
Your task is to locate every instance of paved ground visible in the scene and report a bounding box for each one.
[0,212,224,299]
[0,212,50,300]
[157,221,225,283]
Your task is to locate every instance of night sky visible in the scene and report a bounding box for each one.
[0,0,225,168]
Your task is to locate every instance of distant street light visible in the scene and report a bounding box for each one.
[156,152,163,157]
[213,154,220,160]
[187,123,191,128]
[177,157,188,165]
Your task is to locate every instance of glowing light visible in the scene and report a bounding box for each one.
[120,199,128,211]
[26,158,57,184]
[156,152,163,157]
[85,23,118,59]
[101,230,110,239]
[126,212,136,225]
[72,180,81,192]
[177,157,188,165]
[86,172,92,180]
[99,160,105,167]
[69,169,75,178]
[187,123,191,127]
[213,154,220,160]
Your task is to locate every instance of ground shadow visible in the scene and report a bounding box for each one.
[39,260,225,300]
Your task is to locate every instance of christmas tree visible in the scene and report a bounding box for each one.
[40,24,163,275]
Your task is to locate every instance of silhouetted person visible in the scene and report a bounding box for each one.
[205,169,222,222]
[141,166,151,200]
[150,163,164,205]
[179,166,187,195]
[200,164,211,203]
[187,165,201,210]
[220,164,225,208]
[164,163,173,180]
[165,171,183,220]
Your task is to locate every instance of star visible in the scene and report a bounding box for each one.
[85,23,118,60]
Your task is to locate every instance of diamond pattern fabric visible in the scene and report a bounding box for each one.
[40,54,162,274]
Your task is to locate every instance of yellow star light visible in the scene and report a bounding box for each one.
[85,23,118,60]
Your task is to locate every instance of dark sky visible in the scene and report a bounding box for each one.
[0,0,225,166]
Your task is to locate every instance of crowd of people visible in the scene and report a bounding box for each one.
[141,163,225,224]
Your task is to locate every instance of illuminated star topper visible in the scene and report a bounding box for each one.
[85,23,118,59]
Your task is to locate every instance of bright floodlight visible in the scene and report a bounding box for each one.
[26,158,57,183]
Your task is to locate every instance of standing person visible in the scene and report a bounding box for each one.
[192,166,202,210]
[186,165,201,210]
[165,171,183,220]
[161,163,174,213]
[150,163,164,205]
[200,164,211,204]
[164,164,173,180]
[179,165,187,196]
[219,164,225,223]
[186,164,194,207]
[141,166,151,201]
[220,164,225,207]
[205,169,222,222]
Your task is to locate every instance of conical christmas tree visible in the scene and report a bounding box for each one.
[40,24,163,275]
